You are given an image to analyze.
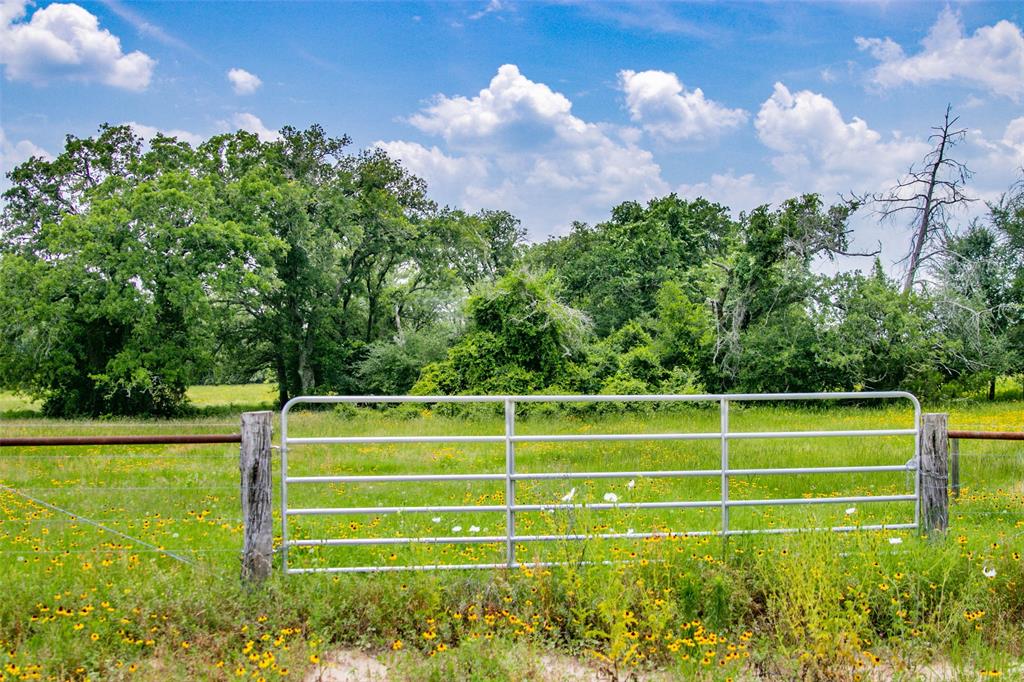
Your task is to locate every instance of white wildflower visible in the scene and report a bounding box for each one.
[888,537,903,545]
[469,525,480,533]
[431,517,441,523]
[603,492,618,503]
[845,507,856,515]
[627,480,635,490]
[561,488,577,502]
[983,566,997,579]
[451,526,462,533]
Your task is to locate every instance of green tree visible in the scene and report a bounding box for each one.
[529,195,735,336]
[0,127,269,416]
[933,224,1015,398]
[412,270,590,395]
[201,127,493,403]
[815,262,943,395]
[703,195,861,390]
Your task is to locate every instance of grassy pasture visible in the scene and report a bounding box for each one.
[0,386,1022,680]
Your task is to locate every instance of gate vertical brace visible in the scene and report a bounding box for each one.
[280,407,290,574]
[504,399,516,569]
[912,400,922,531]
[720,397,730,550]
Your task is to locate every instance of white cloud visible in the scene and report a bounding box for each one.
[968,117,1024,201]
[125,121,204,146]
[1003,117,1024,158]
[677,172,787,212]
[0,0,155,90]
[755,82,928,192]
[0,125,51,177]
[857,8,1024,100]
[409,64,576,143]
[469,0,504,21]
[225,113,280,142]
[227,67,262,95]
[390,64,666,236]
[374,140,487,197]
[618,69,747,141]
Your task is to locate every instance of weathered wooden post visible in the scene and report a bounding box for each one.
[949,436,960,500]
[241,411,273,583]
[920,413,949,537]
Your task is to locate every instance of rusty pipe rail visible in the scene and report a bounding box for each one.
[948,430,1024,441]
[948,429,1023,500]
[0,434,241,447]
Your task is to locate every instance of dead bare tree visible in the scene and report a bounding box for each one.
[871,105,975,295]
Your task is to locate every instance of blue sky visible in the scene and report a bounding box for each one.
[2,1,1023,269]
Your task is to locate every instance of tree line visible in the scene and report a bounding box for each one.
[1,122,1021,416]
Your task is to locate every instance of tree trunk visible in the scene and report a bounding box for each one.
[989,376,996,401]
[275,354,289,407]
[902,128,947,295]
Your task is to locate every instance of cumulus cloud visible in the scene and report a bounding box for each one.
[408,64,576,143]
[125,121,204,146]
[0,0,155,90]
[227,67,262,95]
[374,140,487,198]
[677,172,787,212]
[755,82,928,192]
[1003,117,1024,158]
[857,8,1024,100]
[0,125,50,177]
[388,64,667,236]
[225,113,280,142]
[967,117,1024,203]
[618,69,747,141]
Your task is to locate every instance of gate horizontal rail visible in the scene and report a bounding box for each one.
[280,391,921,574]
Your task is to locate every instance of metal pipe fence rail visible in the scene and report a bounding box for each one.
[0,433,242,447]
[280,391,922,575]
[0,421,269,579]
[947,428,1024,500]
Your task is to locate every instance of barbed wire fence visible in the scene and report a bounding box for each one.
[0,421,264,574]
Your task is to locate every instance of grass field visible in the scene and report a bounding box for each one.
[1,385,1022,680]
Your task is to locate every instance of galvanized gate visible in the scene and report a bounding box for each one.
[279,392,921,574]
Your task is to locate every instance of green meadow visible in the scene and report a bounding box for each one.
[1,385,1022,680]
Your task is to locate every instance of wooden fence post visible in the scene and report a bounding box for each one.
[241,411,273,583]
[920,413,949,537]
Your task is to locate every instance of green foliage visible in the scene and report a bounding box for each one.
[816,263,945,396]
[652,280,714,373]
[736,305,828,393]
[357,330,452,395]
[412,270,590,395]
[1,124,526,414]
[0,126,269,416]
[2,118,1018,413]
[529,195,734,336]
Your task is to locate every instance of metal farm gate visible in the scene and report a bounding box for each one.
[279,392,921,574]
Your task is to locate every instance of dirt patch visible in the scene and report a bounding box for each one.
[303,649,388,682]
[304,649,608,681]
